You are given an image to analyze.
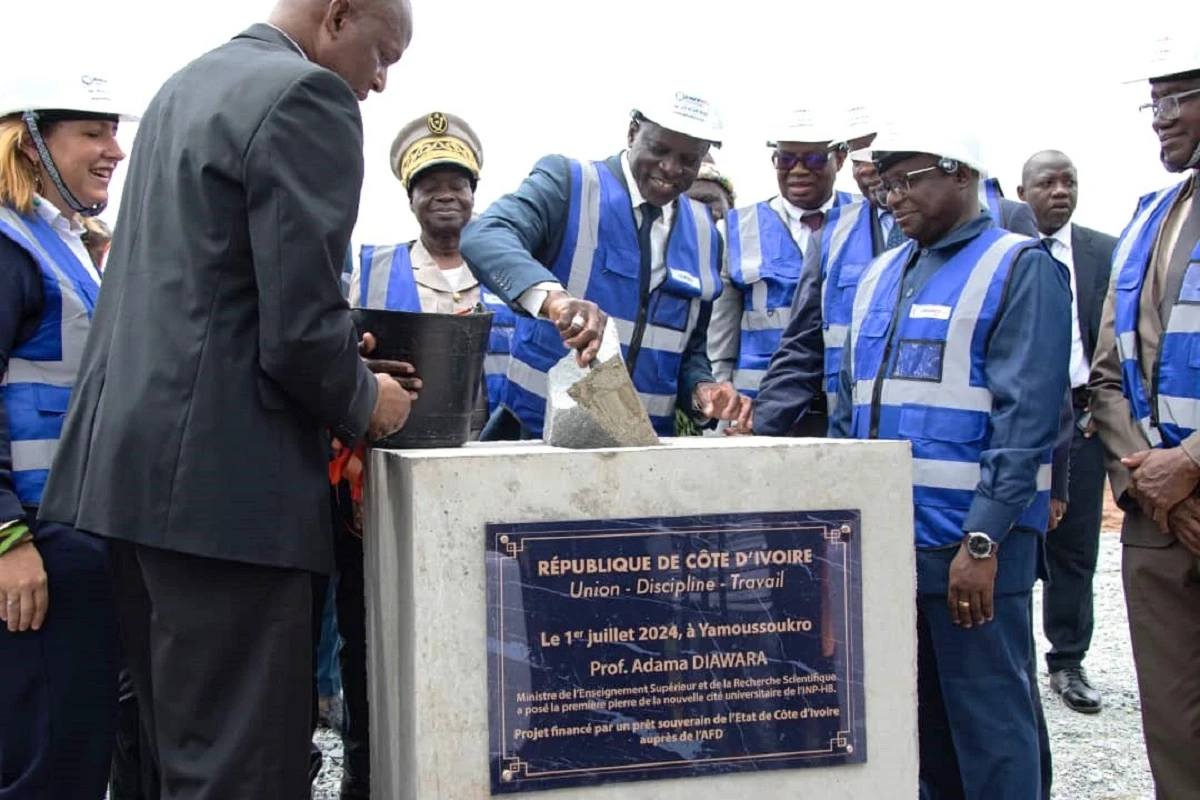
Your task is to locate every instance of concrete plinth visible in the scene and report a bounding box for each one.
[365,436,916,799]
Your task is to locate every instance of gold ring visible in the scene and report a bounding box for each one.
[958,601,971,608]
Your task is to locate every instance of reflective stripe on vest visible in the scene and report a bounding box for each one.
[1112,181,1200,448]
[352,243,422,312]
[353,242,516,414]
[847,227,1053,548]
[818,200,875,410]
[0,206,98,506]
[480,287,515,416]
[503,159,721,437]
[726,191,854,396]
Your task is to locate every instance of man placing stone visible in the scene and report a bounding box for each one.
[37,0,415,795]
[830,123,1070,799]
[1017,150,1116,715]
[463,89,750,440]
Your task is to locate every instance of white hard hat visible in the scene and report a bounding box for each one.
[632,89,724,147]
[843,105,877,143]
[868,120,987,174]
[768,106,845,147]
[1125,34,1200,84]
[849,148,874,163]
[0,70,140,121]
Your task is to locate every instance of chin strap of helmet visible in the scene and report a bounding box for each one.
[22,111,107,218]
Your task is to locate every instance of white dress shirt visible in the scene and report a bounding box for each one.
[34,195,100,286]
[517,151,676,317]
[1043,222,1089,389]
[779,193,837,256]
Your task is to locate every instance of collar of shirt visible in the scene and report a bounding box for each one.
[33,195,101,285]
[410,238,475,289]
[1045,221,1073,254]
[921,214,994,256]
[620,151,675,229]
[265,23,309,60]
[782,193,836,225]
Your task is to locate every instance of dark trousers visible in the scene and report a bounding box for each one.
[109,669,160,799]
[1123,542,1200,799]
[334,517,370,791]
[916,590,1043,799]
[109,540,313,800]
[1042,417,1106,671]
[0,522,118,800]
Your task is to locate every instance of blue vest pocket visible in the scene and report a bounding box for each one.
[599,247,642,280]
[33,384,70,414]
[1179,261,1200,304]
[835,261,868,289]
[897,405,988,444]
[648,291,692,333]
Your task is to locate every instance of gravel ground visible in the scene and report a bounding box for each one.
[312,529,1154,800]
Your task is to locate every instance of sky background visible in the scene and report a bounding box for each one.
[9,0,1192,248]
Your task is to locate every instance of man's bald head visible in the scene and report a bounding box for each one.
[1020,150,1073,187]
[269,0,413,101]
[1017,149,1078,235]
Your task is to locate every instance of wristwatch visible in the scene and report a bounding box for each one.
[964,532,997,559]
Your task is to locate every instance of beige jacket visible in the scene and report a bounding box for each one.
[1089,173,1200,547]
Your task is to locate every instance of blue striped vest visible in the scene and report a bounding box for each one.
[817,200,876,411]
[504,159,721,437]
[726,191,854,397]
[847,227,1053,548]
[1111,181,1200,448]
[352,243,514,415]
[0,205,99,506]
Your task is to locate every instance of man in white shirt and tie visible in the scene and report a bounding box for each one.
[1018,149,1118,715]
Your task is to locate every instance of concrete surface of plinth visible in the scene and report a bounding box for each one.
[364,436,917,800]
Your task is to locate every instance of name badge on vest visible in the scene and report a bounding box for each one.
[909,304,952,320]
[669,269,701,291]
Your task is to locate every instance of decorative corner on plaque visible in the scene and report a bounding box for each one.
[831,731,852,753]
[497,534,525,558]
[824,524,850,544]
[501,757,529,781]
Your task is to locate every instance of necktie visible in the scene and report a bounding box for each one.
[800,211,824,232]
[638,202,661,281]
[885,215,905,249]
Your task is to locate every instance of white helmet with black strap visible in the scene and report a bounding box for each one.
[0,70,140,217]
[1126,34,1200,171]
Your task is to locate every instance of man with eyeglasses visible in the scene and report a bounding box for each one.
[1088,34,1200,796]
[829,124,1071,799]
[707,108,856,419]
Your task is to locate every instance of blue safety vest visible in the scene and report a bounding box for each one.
[353,242,514,415]
[1111,181,1200,448]
[0,205,98,506]
[817,200,876,410]
[504,159,721,437]
[726,191,854,397]
[980,177,1004,224]
[847,227,1053,548]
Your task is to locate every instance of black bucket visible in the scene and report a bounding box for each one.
[351,308,494,449]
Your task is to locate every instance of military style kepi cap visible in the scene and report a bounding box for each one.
[391,111,484,189]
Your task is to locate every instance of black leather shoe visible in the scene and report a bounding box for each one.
[1049,667,1102,714]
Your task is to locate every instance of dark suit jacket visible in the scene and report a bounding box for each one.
[38,24,376,573]
[1069,224,1118,363]
[460,154,716,417]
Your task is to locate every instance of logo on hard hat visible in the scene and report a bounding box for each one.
[672,92,710,123]
[80,74,112,103]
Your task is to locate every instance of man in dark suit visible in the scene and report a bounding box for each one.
[1018,150,1118,714]
[462,90,750,440]
[38,1,415,796]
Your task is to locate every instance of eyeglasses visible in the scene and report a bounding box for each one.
[877,165,944,198]
[1139,87,1200,121]
[772,149,835,173]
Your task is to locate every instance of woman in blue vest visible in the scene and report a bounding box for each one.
[353,111,512,437]
[0,69,136,798]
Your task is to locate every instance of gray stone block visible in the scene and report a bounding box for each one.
[543,318,659,449]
